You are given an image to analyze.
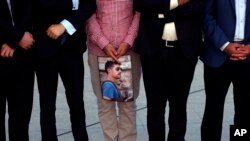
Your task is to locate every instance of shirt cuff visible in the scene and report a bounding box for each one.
[220,42,229,51]
[61,20,76,35]
[170,0,179,10]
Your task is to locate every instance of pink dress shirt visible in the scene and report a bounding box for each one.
[86,0,140,56]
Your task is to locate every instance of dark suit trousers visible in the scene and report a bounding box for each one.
[0,49,34,141]
[35,51,88,141]
[141,46,197,141]
[201,59,250,141]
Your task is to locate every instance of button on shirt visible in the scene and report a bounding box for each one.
[86,0,140,56]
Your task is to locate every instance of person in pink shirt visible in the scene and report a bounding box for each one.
[86,0,141,141]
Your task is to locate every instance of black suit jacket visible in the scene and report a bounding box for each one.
[33,0,96,57]
[0,0,33,49]
[134,0,204,59]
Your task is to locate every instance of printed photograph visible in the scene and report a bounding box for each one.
[98,55,133,102]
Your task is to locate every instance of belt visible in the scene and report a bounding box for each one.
[233,40,244,44]
[166,40,179,47]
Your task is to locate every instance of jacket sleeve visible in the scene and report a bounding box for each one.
[0,20,24,49]
[0,37,3,50]
[0,0,33,49]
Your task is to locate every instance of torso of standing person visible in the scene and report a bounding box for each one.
[0,0,33,50]
[33,0,96,57]
[134,0,204,59]
[87,0,138,56]
[201,0,250,68]
[95,0,133,48]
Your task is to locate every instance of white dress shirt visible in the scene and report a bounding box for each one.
[162,0,178,47]
[234,0,246,41]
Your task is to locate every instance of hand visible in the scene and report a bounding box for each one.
[47,24,65,40]
[19,32,35,50]
[224,43,244,61]
[1,43,15,58]
[103,44,119,62]
[178,0,190,5]
[116,42,130,59]
[230,45,250,61]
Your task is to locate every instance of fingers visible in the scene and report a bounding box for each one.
[230,49,248,61]
[229,57,239,61]
[236,47,249,54]
[116,49,124,59]
[103,43,130,61]
[230,56,247,61]
[19,32,35,49]
[22,44,32,50]
[110,49,119,62]
[116,42,130,58]
[230,53,247,61]
[47,24,65,40]
[225,43,250,61]
[224,43,240,56]
[231,53,247,57]
[116,48,127,58]
[110,54,119,62]
[1,44,14,58]
[103,44,119,61]
[47,28,59,40]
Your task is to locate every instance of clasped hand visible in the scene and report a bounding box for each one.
[19,31,35,50]
[47,24,65,40]
[1,43,14,58]
[224,43,250,61]
[103,42,130,62]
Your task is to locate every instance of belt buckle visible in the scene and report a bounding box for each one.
[165,41,175,47]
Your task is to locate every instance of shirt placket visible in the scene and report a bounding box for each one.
[111,0,118,48]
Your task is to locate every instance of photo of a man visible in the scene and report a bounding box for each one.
[98,55,133,102]
[102,61,122,101]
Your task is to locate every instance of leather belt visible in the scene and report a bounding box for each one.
[166,41,179,47]
[233,40,244,44]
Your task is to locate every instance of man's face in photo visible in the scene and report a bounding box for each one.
[108,64,122,80]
